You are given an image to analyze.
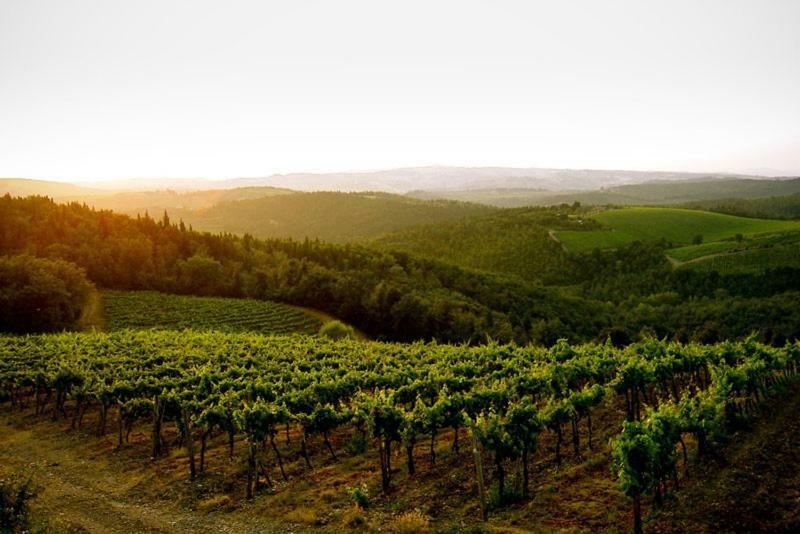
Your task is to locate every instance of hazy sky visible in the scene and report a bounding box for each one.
[1,0,799,182]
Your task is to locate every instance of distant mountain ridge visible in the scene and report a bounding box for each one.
[187,166,774,193]
[3,166,784,195]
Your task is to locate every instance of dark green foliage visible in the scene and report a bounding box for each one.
[0,254,94,333]
[2,195,799,345]
[319,320,355,340]
[0,195,607,345]
[0,473,38,532]
[347,483,370,509]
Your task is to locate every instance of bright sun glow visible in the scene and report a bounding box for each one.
[1,0,799,182]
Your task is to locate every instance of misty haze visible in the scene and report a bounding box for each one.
[1,1,799,533]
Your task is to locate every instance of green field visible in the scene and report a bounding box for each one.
[103,290,321,334]
[556,207,800,252]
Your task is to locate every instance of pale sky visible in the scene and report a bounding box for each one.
[1,0,799,182]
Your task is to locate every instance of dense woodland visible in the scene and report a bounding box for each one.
[2,194,799,345]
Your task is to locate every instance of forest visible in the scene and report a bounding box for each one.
[3,194,800,346]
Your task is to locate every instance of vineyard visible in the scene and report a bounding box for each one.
[103,291,321,335]
[1,331,798,531]
[680,244,800,275]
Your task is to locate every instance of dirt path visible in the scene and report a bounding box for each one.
[0,414,297,533]
[666,247,759,268]
[547,229,568,252]
[652,384,800,533]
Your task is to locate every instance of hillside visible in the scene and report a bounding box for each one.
[78,186,295,214]
[555,207,800,252]
[370,205,589,284]
[4,195,800,346]
[0,178,106,198]
[0,195,604,345]
[409,178,800,208]
[173,191,496,242]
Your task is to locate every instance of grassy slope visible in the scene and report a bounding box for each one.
[175,191,496,242]
[103,290,321,335]
[556,207,800,252]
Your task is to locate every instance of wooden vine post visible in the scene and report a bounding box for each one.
[471,427,488,522]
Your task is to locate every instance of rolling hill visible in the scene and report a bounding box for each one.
[80,186,295,214]
[0,178,106,198]
[173,191,496,242]
[409,178,800,208]
[369,206,583,283]
[0,178,297,213]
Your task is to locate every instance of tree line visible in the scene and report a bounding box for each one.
[2,194,799,345]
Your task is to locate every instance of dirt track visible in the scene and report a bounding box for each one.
[0,414,298,533]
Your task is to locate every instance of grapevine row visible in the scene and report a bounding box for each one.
[1,331,797,529]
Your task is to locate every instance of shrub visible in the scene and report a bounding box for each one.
[347,483,370,509]
[319,320,355,340]
[0,473,39,532]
